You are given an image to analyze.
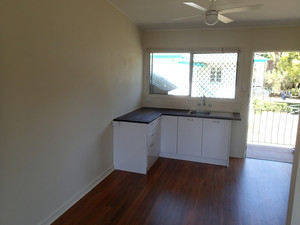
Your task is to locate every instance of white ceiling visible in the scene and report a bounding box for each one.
[107,0,300,30]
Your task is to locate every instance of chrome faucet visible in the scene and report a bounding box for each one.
[203,95,206,106]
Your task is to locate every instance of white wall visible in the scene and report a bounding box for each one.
[287,116,300,225]
[0,0,143,224]
[142,26,300,158]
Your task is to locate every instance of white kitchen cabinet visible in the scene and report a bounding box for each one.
[160,115,177,154]
[202,118,231,166]
[113,117,160,174]
[147,118,161,170]
[177,116,203,156]
[114,110,235,170]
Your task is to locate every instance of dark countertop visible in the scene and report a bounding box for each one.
[113,107,241,124]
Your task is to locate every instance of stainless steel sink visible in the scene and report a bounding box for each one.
[188,110,210,115]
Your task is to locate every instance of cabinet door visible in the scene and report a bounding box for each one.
[161,115,177,153]
[147,118,161,169]
[113,122,148,174]
[202,119,231,160]
[177,117,203,156]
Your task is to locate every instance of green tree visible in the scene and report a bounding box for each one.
[277,52,300,89]
[264,69,283,91]
[263,52,283,92]
[267,52,282,73]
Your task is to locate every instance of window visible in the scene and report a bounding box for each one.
[149,53,190,96]
[149,52,238,99]
[210,67,222,82]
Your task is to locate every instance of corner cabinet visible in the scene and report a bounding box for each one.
[160,115,177,154]
[113,118,160,174]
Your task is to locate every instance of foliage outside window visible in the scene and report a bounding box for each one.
[149,52,238,99]
[262,52,300,96]
[253,99,292,112]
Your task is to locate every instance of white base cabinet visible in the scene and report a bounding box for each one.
[202,119,231,163]
[113,115,233,174]
[161,115,177,154]
[160,116,231,167]
[113,118,160,174]
[177,117,203,156]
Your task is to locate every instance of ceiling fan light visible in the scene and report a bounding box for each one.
[205,13,218,26]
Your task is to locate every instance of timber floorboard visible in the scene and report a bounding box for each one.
[52,157,292,225]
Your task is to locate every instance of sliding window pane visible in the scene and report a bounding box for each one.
[150,53,190,96]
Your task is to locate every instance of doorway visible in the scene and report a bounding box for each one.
[246,51,300,163]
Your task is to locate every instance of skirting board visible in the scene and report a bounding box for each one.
[38,166,114,225]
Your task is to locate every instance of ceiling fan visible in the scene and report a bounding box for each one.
[174,0,262,26]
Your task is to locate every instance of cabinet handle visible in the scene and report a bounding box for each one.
[213,121,220,123]
[187,118,194,121]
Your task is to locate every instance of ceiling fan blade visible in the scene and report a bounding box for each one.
[219,4,262,14]
[183,2,207,12]
[172,14,203,21]
[218,14,233,24]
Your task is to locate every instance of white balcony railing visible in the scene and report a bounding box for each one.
[247,109,298,146]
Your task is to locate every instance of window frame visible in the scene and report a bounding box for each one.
[144,48,241,103]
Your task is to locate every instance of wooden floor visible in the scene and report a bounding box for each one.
[53,158,292,225]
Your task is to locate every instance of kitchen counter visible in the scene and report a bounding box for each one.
[113,107,241,124]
